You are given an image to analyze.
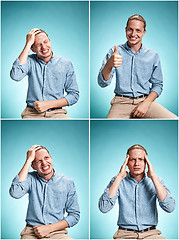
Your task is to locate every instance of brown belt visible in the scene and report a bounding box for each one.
[27,105,62,111]
[119,226,156,233]
[115,94,148,99]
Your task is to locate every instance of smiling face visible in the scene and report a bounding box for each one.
[31,32,52,63]
[32,148,54,180]
[125,19,146,49]
[127,149,146,179]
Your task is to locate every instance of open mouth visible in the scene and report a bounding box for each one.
[42,165,50,171]
[41,49,49,54]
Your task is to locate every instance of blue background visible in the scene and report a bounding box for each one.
[1,1,89,119]
[90,120,178,239]
[90,1,178,118]
[1,120,89,239]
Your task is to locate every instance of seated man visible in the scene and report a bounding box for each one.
[98,14,177,119]
[99,144,175,239]
[10,28,79,119]
[9,145,80,239]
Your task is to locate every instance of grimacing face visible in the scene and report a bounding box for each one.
[32,149,53,178]
[125,19,146,47]
[31,32,52,61]
[127,149,146,177]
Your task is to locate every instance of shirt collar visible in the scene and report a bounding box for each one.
[124,41,144,54]
[36,168,57,183]
[35,52,56,64]
[126,172,146,183]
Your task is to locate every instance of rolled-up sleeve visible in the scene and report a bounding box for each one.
[10,58,30,81]
[98,48,115,88]
[149,54,163,97]
[158,177,175,213]
[98,177,118,213]
[9,174,31,199]
[64,180,80,227]
[64,62,79,106]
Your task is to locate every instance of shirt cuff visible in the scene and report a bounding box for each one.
[12,58,29,73]
[98,70,113,87]
[150,86,163,97]
[102,188,118,204]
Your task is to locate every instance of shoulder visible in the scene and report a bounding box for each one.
[53,55,73,65]
[142,45,160,58]
[55,172,75,185]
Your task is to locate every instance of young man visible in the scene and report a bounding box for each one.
[98,15,177,119]
[10,28,79,119]
[99,144,175,239]
[9,145,80,239]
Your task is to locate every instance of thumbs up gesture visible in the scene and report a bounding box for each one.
[110,45,122,68]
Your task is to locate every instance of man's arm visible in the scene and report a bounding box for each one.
[98,155,129,213]
[98,46,122,88]
[18,28,41,65]
[33,220,69,238]
[33,61,79,112]
[102,45,122,81]
[145,154,175,213]
[10,29,41,81]
[9,145,41,199]
[33,180,80,238]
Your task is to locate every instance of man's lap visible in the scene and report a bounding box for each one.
[21,106,71,119]
[113,228,166,239]
[107,96,178,119]
[20,226,72,239]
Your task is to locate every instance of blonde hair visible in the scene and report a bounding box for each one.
[126,14,146,31]
[127,144,148,155]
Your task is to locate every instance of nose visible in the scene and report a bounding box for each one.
[41,159,47,165]
[134,159,139,166]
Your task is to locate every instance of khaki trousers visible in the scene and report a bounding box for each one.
[113,228,166,239]
[20,226,72,239]
[107,96,178,119]
[21,106,71,119]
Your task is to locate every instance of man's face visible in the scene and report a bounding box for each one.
[127,149,146,177]
[32,149,53,178]
[125,20,146,47]
[31,32,52,61]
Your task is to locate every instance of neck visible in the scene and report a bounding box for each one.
[38,52,53,64]
[127,41,142,54]
[130,172,145,183]
[39,169,54,182]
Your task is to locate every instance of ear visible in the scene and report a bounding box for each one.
[31,162,36,170]
[31,46,36,53]
[143,30,146,37]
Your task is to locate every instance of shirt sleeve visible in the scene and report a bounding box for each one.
[10,57,30,81]
[64,180,80,227]
[158,177,175,213]
[64,62,79,106]
[149,53,163,97]
[98,48,115,88]
[98,176,118,213]
[9,174,32,199]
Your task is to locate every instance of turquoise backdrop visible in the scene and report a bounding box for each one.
[90,1,178,118]
[1,1,89,119]
[90,120,178,239]
[1,120,89,239]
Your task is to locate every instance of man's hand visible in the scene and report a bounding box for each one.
[131,100,151,118]
[109,45,122,68]
[118,154,129,179]
[26,28,41,47]
[33,101,50,113]
[33,225,51,238]
[26,145,41,163]
[145,154,157,179]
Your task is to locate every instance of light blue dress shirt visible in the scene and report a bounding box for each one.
[10,54,79,106]
[99,173,175,231]
[9,171,80,227]
[98,42,163,98]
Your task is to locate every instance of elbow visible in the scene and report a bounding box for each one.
[10,70,22,82]
[9,189,22,199]
[98,201,110,213]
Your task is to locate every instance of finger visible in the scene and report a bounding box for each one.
[124,154,129,165]
[114,45,118,54]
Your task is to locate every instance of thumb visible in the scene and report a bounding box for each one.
[114,45,118,54]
